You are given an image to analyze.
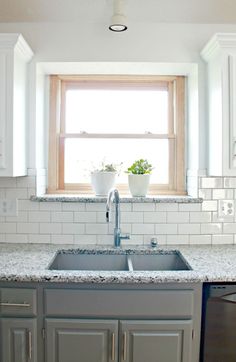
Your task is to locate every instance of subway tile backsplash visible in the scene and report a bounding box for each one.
[1,174,236,245]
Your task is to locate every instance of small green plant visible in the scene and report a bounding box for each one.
[93,162,122,173]
[127,159,153,174]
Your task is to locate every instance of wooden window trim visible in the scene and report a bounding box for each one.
[48,75,186,195]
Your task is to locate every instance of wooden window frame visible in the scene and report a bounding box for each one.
[48,75,185,195]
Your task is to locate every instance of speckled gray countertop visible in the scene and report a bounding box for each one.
[1,243,236,284]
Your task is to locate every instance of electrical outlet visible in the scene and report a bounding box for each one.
[0,199,18,216]
[218,200,235,219]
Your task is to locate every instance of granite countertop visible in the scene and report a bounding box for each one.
[0,243,236,284]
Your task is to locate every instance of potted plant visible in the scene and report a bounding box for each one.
[127,159,153,197]
[91,163,120,196]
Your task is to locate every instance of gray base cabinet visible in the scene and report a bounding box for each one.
[45,319,118,362]
[1,318,37,362]
[120,320,192,362]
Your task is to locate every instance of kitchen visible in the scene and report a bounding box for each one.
[1,1,236,361]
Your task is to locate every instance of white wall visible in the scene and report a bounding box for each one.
[1,22,236,170]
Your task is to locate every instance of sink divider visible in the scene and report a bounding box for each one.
[127,256,134,271]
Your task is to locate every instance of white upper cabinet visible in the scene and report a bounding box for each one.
[201,33,236,176]
[0,33,33,176]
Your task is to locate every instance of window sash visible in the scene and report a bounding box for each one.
[48,75,185,195]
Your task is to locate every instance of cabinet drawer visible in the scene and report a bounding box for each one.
[0,288,37,316]
[45,289,194,318]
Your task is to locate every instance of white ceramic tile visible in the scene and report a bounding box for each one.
[51,234,74,244]
[132,223,155,235]
[97,212,109,223]
[74,235,97,244]
[28,234,51,244]
[224,178,236,188]
[28,211,51,223]
[51,211,74,223]
[189,235,212,245]
[28,188,36,199]
[86,203,106,212]
[17,222,39,234]
[62,203,85,211]
[6,188,28,199]
[6,211,28,223]
[213,189,234,200]
[0,233,5,242]
[85,223,108,235]
[74,212,97,223]
[19,200,39,211]
[167,212,189,223]
[178,204,201,212]
[0,222,16,233]
[212,234,234,245]
[126,236,144,245]
[121,212,143,223]
[120,203,132,211]
[212,211,234,223]
[156,204,178,212]
[201,223,222,234]
[201,177,223,189]
[166,235,189,245]
[201,200,218,211]
[120,223,132,234]
[143,212,167,223]
[40,223,62,234]
[223,223,236,234]
[132,203,155,212]
[39,202,62,211]
[178,223,200,234]
[5,234,28,243]
[198,189,212,200]
[62,223,85,235]
[190,212,211,223]
[96,234,114,245]
[0,178,17,188]
[16,176,36,188]
[155,224,178,235]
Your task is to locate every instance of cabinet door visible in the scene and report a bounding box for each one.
[0,318,37,362]
[120,320,192,362]
[45,318,118,362]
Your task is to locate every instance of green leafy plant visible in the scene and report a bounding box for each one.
[127,159,153,174]
[93,162,122,173]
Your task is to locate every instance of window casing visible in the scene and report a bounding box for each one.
[48,75,185,195]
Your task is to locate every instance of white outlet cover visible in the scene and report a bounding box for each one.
[218,199,235,219]
[0,198,18,216]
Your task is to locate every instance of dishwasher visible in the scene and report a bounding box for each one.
[201,283,236,362]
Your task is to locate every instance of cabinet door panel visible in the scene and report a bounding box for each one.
[46,318,118,362]
[120,320,192,362]
[0,318,37,362]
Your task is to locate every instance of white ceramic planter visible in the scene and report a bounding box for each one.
[91,172,116,196]
[128,174,151,197]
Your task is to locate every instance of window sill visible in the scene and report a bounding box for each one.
[30,195,202,204]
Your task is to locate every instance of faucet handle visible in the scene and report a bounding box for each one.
[106,211,110,222]
[120,233,130,241]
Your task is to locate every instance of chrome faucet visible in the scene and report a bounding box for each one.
[106,188,130,247]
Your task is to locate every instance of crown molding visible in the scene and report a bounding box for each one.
[0,33,33,62]
[201,33,236,62]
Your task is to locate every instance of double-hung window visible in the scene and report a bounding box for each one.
[48,75,185,195]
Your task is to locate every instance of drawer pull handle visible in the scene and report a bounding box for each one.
[123,332,127,361]
[0,302,31,307]
[28,330,32,359]
[111,332,115,361]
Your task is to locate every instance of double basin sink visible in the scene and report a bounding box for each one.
[49,250,191,272]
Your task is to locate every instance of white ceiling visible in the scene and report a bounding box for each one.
[0,0,236,24]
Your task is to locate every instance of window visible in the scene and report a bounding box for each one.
[48,75,185,195]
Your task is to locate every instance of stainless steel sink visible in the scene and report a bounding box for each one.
[129,253,191,271]
[48,250,191,271]
[49,253,129,271]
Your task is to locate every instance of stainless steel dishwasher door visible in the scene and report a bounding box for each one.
[202,284,236,362]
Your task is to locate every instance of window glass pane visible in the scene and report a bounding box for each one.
[64,138,169,185]
[65,89,168,134]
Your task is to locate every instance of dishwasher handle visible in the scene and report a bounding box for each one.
[221,293,236,303]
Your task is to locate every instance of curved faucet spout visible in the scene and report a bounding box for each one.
[106,188,130,247]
